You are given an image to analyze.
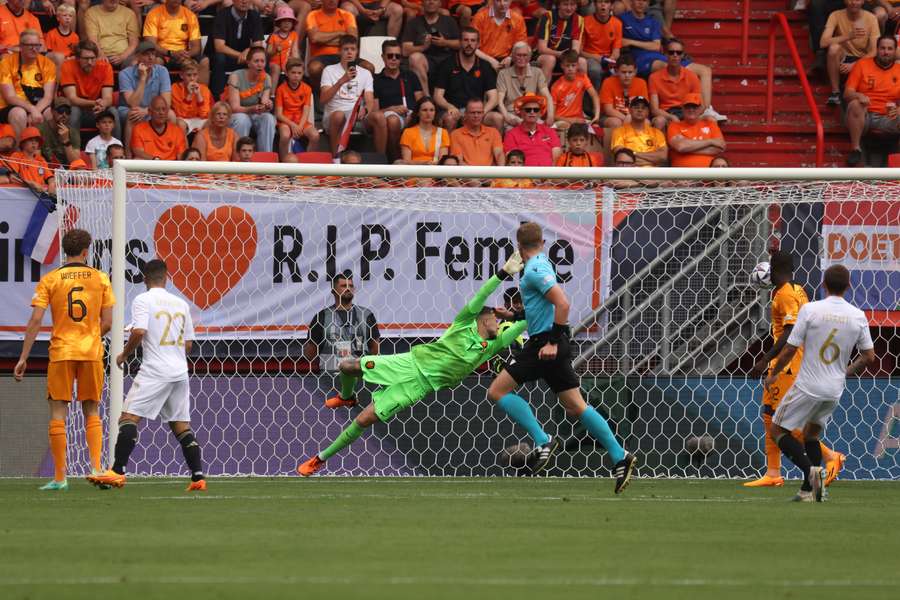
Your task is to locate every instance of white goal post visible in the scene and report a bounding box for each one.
[49,162,898,478]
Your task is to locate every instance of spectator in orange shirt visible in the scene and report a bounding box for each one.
[449,97,504,165]
[9,126,54,195]
[555,122,603,166]
[144,0,210,85]
[45,4,78,71]
[820,0,879,106]
[0,0,43,54]
[306,0,359,88]
[583,0,622,88]
[648,38,702,130]
[275,58,319,162]
[171,58,213,135]
[267,5,301,86]
[399,96,450,164]
[0,30,56,139]
[598,55,646,154]
[844,35,900,166]
[535,0,585,83]
[491,148,534,188]
[192,101,237,162]
[665,93,725,167]
[472,0,527,70]
[130,96,188,161]
[551,50,600,130]
[340,0,403,39]
[61,41,119,142]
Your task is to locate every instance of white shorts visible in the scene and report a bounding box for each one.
[123,375,191,423]
[772,387,837,431]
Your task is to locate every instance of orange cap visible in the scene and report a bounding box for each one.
[19,126,42,146]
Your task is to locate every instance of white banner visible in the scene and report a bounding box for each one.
[3,186,613,340]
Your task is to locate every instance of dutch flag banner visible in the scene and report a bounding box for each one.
[21,194,60,265]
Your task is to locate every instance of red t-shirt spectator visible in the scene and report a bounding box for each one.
[503,123,560,166]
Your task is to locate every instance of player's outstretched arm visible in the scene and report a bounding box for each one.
[14,307,46,381]
[455,252,524,322]
[494,319,528,352]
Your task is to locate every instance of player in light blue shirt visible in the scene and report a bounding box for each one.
[488,222,636,493]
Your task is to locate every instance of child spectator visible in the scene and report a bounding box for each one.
[171,58,213,135]
[10,127,55,195]
[85,110,122,170]
[275,58,319,162]
[491,149,534,188]
[236,136,256,162]
[555,122,603,166]
[181,147,202,160]
[45,4,79,70]
[551,50,601,131]
[267,5,300,86]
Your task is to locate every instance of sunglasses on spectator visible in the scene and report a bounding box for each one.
[667,49,683,56]
[384,53,401,59]
[522,107,541,113]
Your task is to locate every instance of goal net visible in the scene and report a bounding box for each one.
[54,165,900,480]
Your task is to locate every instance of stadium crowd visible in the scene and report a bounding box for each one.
[1,0,896,188]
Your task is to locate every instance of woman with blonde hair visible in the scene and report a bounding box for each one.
[192,101,237,162]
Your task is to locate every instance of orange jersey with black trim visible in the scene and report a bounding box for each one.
[275,80,312,126]
[45,28,79,58]
[769,282,808,373]
[31,263,115,362]
[267,30,298,70]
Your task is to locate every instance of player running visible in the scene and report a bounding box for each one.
[15,229,115,491]
[88,260,207,491]
[297,255,529,476]
[488,222,636,493]
[746,251,844,488]
[765,264,875,502]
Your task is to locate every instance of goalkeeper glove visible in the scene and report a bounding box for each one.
[502,251,524,275]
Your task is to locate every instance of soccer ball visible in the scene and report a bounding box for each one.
[498,442,532,470]
[749,261,771,288]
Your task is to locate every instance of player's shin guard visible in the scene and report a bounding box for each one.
[580,406,625,464]
[496,393,550,446]
[48,419,67,481]
[776,432,812,491]
[319,421,365,460]
[340,371,357,400]
[85,415,103,472]
[176,430,205,482]
[805,439,823,467]
[112,421,138,475]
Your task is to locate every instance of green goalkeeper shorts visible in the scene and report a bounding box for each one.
[360,353,431,422]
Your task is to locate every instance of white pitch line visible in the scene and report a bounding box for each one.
[0,575,895,588]
[133,492,779,503]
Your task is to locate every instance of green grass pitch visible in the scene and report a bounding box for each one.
[1,477,898,600]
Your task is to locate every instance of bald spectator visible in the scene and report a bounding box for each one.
[143,0,210,85]
[83,0,140,68]
[666,93,725,167]
[0,29,56,139]
[497,42,554,129]
[649,38,702,130]
[472,0,527,70]
[502,93,562,166]
[450,98,504,165]
[130,96,187,160]
[306,0,359,90]
[820,0,879,106]
[0,0,43,54]
[610,95,667,166]
[433,27,502,131]
[211,0,265,100]
[535,0,585,83]
[402,0,461,92]
[118,41,174,157]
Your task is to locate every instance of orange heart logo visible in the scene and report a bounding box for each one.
[153,205,257,309]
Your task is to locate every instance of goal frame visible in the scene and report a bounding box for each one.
[107,161,898,462]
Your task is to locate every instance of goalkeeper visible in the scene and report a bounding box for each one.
[297,254,529,476]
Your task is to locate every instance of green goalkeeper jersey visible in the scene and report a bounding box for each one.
[411,275,528,391]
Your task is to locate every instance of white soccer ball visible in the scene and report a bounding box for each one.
[749,261,772,288]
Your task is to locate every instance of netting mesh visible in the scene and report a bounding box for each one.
[54,169,900,479]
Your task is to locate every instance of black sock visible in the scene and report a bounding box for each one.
[176,430,205,482]
[777,433,812,491]
[112,422,138,475]
[805,439,823,467]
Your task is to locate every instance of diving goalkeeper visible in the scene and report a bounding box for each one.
[297,254,528,476]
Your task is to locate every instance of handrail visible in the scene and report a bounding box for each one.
[740,0,750,65]
[766,12,825,167]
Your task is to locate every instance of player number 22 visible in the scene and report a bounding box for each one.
[155,310,186,347]
[819,328,840,365]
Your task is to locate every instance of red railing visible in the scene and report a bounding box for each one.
[765,12,825,167]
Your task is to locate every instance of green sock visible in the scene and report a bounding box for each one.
[340,371,357,399]
[319,421,365,460]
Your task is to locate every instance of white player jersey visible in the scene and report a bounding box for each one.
[130,287,195,383]
[787,296,874,400]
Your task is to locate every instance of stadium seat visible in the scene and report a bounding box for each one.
[251,152,279,163]
[80,151,91,168]
[359,36,394,73]
[888,153,900,167]
[294,151,333,164]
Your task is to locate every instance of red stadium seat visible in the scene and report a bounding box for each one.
[294,151,333,164]
[251,152,279,163]
[888,153,900,167]
[80,151,92,168]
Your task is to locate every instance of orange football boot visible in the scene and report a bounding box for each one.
[187,479,207,492]
[297,455,326,477]
[742,474,785,487]
[87,469,126,489]
[324,394,357,409]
